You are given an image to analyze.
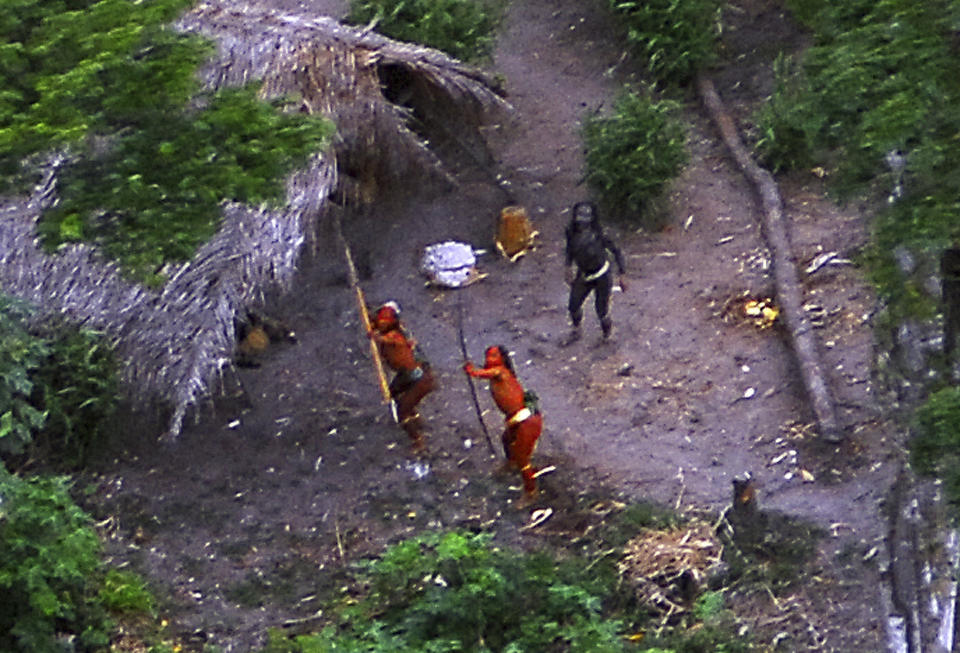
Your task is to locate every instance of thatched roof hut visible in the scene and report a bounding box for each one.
[0,1,509,439]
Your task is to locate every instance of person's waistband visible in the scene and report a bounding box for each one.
[507,407,533,426]
[581,260,610,282]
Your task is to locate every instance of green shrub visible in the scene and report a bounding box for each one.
[582,88,688,228]
[783,0,875,37]
[37,85,334,285]
[607,0,722,84]
[754,54,824,173]
[0,294,118,468]
[258,514,757,653]
[289,530,630,652]
[911,386,960,514]
[345,0,503,63]
[0,467,109,652]
[30,323,118,468]
[99,568,155,616]
[0,295,48,457]
[760,0,960,321]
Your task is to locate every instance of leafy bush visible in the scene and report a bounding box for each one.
[582,88,688,228]
[257,509,759,653]
[0,467,109,652]
[2,0,334,284]
[0,295,48,457]
[754,54,824,173]
[29,323,118,468]
[39,85,333,285]
[911,386,960,514]
[758,0,960,319]
[98,568,155,616]
[346,0,503,62]
[282,530,631,651]
[0,294,118,468]
[607,0,722,84]
[0,0,202,186]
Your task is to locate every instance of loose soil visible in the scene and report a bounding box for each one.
[84,1,902,650]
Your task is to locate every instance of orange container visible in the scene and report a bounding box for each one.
[496,205,537,259]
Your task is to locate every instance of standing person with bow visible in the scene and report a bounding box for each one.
[368,301,435,451]
[563,201,627,344]
[464,345,543,504]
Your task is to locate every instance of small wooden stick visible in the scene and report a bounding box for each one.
[334,214,391,403]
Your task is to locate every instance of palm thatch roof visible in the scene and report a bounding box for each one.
[0,2,509,439]
[178,1,509,196]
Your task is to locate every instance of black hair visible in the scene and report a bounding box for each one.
[570,201,600,230]
[494,344,515,374]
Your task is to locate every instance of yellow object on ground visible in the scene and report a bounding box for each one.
[496,205,538,261]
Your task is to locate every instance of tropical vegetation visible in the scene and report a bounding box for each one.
[582,88,688,228]
[2,0,333,284]
[345,0,504,63]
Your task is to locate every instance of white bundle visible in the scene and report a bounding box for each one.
[420,241,479,288]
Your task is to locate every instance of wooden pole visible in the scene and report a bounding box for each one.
[697,74,841,443]
[333,213,391,403]
[457,292,497,456]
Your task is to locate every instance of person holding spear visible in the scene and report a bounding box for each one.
[368,302,436,451]
[464,345,543,504]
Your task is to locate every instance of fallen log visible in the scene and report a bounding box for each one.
[696,74,841,442]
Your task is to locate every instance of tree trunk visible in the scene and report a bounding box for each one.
[697,75,841,443]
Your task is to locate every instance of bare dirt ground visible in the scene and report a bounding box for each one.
[84,0,902,650]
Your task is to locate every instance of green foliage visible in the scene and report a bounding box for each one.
[911,386,960,515]
[607,0,722,84]
[0,294,118,468]
[283,530,630,652]
[37,86,334,284]
[258,508,757,653]
[582,87,688,228]
[754,53,824,173]
[0,295,48,457]
[0,0,202,184]
[759,0,960,319]
[99,568,155,616]
[1,0,334,283]
[783,0,875,39]
[691,590,725,622]
[29,322,118,468]
[0,467,109,652]
[345,0,503,63]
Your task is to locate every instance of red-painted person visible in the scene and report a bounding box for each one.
[464,345,543,501]
[368,302,435,450]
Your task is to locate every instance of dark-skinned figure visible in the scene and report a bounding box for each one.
[563,201,627,344]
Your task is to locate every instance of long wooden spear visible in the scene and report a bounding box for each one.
[457,291,496,455]
[333,213,391,404]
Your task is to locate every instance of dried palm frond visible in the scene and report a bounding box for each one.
[2,152,336,439]
[0,4,508,439]
[177,1,510,197]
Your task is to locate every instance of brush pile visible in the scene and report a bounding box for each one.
[618,520,723,617]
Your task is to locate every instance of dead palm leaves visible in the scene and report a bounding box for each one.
[0,3,510,439]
